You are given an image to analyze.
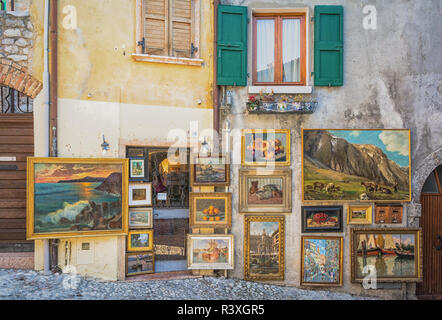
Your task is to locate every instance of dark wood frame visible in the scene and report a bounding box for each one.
[374,204,403,224]
[244,215,285,281]
[252,13,306,86]
[125,251,155,276]
[350,228,423,283]
[301,206,343,233]
[300,236,343,286]
[190,153,230,187]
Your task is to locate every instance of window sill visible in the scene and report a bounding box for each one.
[132,53,204,66]
[248,85,313,94]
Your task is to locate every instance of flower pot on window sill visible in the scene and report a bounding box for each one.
[247,101,318,114]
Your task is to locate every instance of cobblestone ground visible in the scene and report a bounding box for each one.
[0,269,377,300]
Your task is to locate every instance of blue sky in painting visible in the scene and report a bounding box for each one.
[250,221,279,236]
[327,130,409,167]
[307,239,327,255]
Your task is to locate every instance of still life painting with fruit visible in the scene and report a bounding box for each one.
[189,193,232,228]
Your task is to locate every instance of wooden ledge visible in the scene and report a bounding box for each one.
[132,53,204,66]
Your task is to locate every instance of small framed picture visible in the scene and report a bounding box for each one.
[129,183,152,206]
[129,158,146,179]
[128,207,153,229]
[375,204,403,224]
[301,206,343,233]
[190,154,230,187]
[126,252,154,276]
[127,230,154,252]
[348,205,373,225]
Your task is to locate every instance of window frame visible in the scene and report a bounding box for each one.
[133,0,203,66]
[252,12,306,86]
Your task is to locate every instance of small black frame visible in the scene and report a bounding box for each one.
[301,206,343,233]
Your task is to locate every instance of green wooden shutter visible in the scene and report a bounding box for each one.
[314,5,344,86]
[217,5,248,86]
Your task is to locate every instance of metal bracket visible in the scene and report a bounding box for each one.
[191,43,198,56]
[137,37,146,54]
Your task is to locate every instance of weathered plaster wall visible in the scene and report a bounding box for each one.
[221,0,442,299]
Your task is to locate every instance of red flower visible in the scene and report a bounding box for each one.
[248,95,256,102]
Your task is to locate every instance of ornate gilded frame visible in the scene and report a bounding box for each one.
[300,236,344,287]
[301,129,412,203]
[187,234,234,270]
[239,168,292,213]
[26,157,128,240]
[350,228,423,283]
[347,204,373,225]
[190,153,230,187]
[127,229,154,252]
[244,215,285,281]
[241,129,291,166]
[189,192,232,228]
[125,251,155,276]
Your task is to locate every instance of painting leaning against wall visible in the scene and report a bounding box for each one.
[302,129,411,202]
[26,158,128,239]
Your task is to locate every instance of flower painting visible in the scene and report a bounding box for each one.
[242,129,290,166]
[301,236,343,286]
[27,158,128,239]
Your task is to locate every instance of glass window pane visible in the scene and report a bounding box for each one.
[436,165,442,192]
[422,171,438,193]
[256,19,275,82]
[282,19,301,82]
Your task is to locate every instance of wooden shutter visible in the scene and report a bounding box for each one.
[171,0,193,58]
[217,5,248,86]
[314,5,344,86]
[144,0,168,56]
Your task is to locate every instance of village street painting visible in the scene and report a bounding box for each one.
[303,129,411,201]
[28,159,126,237]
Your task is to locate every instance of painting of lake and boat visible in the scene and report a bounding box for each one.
[27,158,128,239]
[187,235,234,269]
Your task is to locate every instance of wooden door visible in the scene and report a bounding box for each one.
[417,166,442,299]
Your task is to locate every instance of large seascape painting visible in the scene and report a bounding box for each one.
[351,228,422,282]
[302,129,411,201]
[27,158,128,239]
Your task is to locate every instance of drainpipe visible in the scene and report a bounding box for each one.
[213,0,220,135]
[49,0,58,157]
[42,0,50,273]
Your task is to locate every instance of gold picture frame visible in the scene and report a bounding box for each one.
[350,228,422,283]
[241,129,291,166]
[189,192,232,228]
[239,168,292,213]
[26,157,128,240]
[127,229,154,252]
[126,251,154,276]
[244,215,285,281]
[187,234,234,270]
[301,129,411,203]
[301,236,344,287]
[347,205,373,225]
[190,153,230,187]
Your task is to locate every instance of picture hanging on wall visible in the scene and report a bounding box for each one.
[26,157,128,239]
[375,204,403,224]
[190,154,230,187]
[128,183,152,206]
[129,157,146,180]
[189,192,232,229]
[187,234,234,270]
[301,206,343,233]
[126,252,154,276]
[128,207,153,229]
[127,229,154,252]
[347,205,373,225]
[302,129,411,202]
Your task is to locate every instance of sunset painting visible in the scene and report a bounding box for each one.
[27,158,128,239]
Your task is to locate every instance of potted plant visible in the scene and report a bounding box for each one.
[246,95,260,111]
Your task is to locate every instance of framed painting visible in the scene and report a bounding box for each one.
[375,204,403,224]
[129,157,146,180]
[244,215,285,281]
[350,228,422,282]
[302,129,411,202]
[126,252,154,276]
[239,168,292,213]
[128,207,153,229]
[127,229,154,252]
[187,234,234,269]
[348,205,373,225]
[26,157,128,240]
[128,183,152,206]
[189,193,232,228]
[242,129,291,166]
[301,236,343,286]
[301,206,343,233]
[190,154,230,187]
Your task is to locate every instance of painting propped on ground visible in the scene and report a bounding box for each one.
[302,129,411,202]
[27,158,128,239]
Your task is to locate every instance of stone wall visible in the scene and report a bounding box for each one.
[0,10,33,68]
[219,0,442,300]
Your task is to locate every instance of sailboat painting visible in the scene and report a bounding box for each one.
[27,158,128,239]
[351,228,422,282]
[187,234,234,269]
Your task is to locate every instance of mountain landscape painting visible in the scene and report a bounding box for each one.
[27,158,128,238]
[302,129,411,201]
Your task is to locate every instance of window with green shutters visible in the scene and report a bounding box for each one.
[314,5,344,86]
[217,5,248,86]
